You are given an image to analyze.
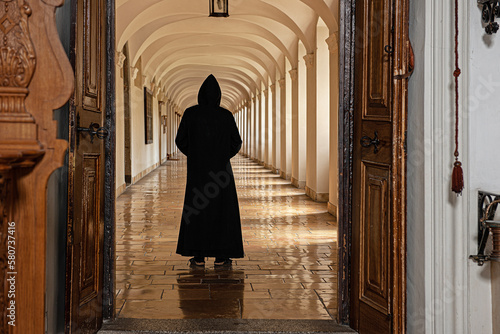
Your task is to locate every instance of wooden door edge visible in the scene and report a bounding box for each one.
[390,0,410,332]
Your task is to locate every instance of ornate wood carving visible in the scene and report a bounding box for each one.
[0,0,43,171]
[0,0,74,332]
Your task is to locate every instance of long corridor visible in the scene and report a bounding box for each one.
[115,154,338,320]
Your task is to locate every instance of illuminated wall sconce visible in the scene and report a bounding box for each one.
[209,0,229,17]
[470,191,500,265]
[478,0,500,34]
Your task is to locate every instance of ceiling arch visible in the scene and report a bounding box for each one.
[117,0,339,113]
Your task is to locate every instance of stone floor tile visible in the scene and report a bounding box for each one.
[241,299,331,320]
[115,155,338,320]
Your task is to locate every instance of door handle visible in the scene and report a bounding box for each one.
[360,131,380,154]
[77,122,109,143]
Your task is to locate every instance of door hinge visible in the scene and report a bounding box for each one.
[403,130,407,154]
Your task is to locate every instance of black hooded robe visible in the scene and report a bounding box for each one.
[175,75,244,258]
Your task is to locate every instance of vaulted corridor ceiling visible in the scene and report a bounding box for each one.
[116,0,338,111]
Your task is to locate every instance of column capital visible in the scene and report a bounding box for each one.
[263,89,269,98]
[270,83,276,94]
[278,78,286,86]
[115,51,126,69]
[326,32,339,53]
[131,66,139,80]
[303,53,315,68]
[289,69,298,82]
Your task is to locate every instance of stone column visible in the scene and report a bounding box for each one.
[304,52,329,202]
[270,83,278,172]
[278,78,287,177]
[263,88,270,168]
[327,33,339,216]
[290,69,304,187]
[257,92,265,166]
[252,96,257,160]
[247,101,251,157]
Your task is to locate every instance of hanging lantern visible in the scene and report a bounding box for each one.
[209,0,229,17]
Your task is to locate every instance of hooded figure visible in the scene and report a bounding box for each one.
[175,75,244,265]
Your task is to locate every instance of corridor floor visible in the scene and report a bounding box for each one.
[115,154,338,320]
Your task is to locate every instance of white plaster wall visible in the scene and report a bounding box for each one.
[408,1,494,333]
[298,42,308,183]
[115,65,126,191]
[468,4,500,333]
[468,10,500,193]
[130,85,160,178]
[285,59,293,178]
[316,23,330,195]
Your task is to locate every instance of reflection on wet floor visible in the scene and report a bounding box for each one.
[115,154,338,320]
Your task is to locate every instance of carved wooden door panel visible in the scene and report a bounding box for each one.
[351,0,409,333]
[66,0,107,333]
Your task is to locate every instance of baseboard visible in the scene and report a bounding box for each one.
[116,183,127,198]
[327,202,338,220]
[305,186,329,203]
[132,162,160,185]
[291,177,305,189]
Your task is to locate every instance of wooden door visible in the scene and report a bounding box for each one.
[66,0,107,332]
[351,0,409,333]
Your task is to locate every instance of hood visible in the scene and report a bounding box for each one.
[198,74,221,107]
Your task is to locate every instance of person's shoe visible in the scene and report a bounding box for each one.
[188,257,205,267]
[214,258,232,267]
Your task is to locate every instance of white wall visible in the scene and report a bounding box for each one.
[130,84,160,178]
[408,1,494,333]
[116,60,163,192]
[115,66,125,191]
[468,4,500,333]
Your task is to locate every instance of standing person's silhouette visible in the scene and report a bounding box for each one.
[175,74,244,267]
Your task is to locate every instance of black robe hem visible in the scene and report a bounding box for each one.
[176,249,244,259]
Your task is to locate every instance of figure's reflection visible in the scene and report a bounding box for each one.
[177,269,245,318]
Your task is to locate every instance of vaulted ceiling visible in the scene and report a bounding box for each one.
[117,0,338,111]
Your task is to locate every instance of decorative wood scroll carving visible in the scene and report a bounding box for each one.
[0,0,42,171]
[0,0,74,333]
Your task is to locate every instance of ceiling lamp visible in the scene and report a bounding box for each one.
[209,0,229,17]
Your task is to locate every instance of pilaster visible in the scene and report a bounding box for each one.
[289,68,300,184]
[303,52,318,195]
[278,78,287,179]
[270,83,277,171]
[407,0,472,332]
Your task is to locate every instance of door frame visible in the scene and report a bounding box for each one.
[98,0,407,329]
[337,0,408,329]
[336,0,356,324]
[102,0,116,320]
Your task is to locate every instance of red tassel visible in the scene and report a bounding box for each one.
[452,161,464,195]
